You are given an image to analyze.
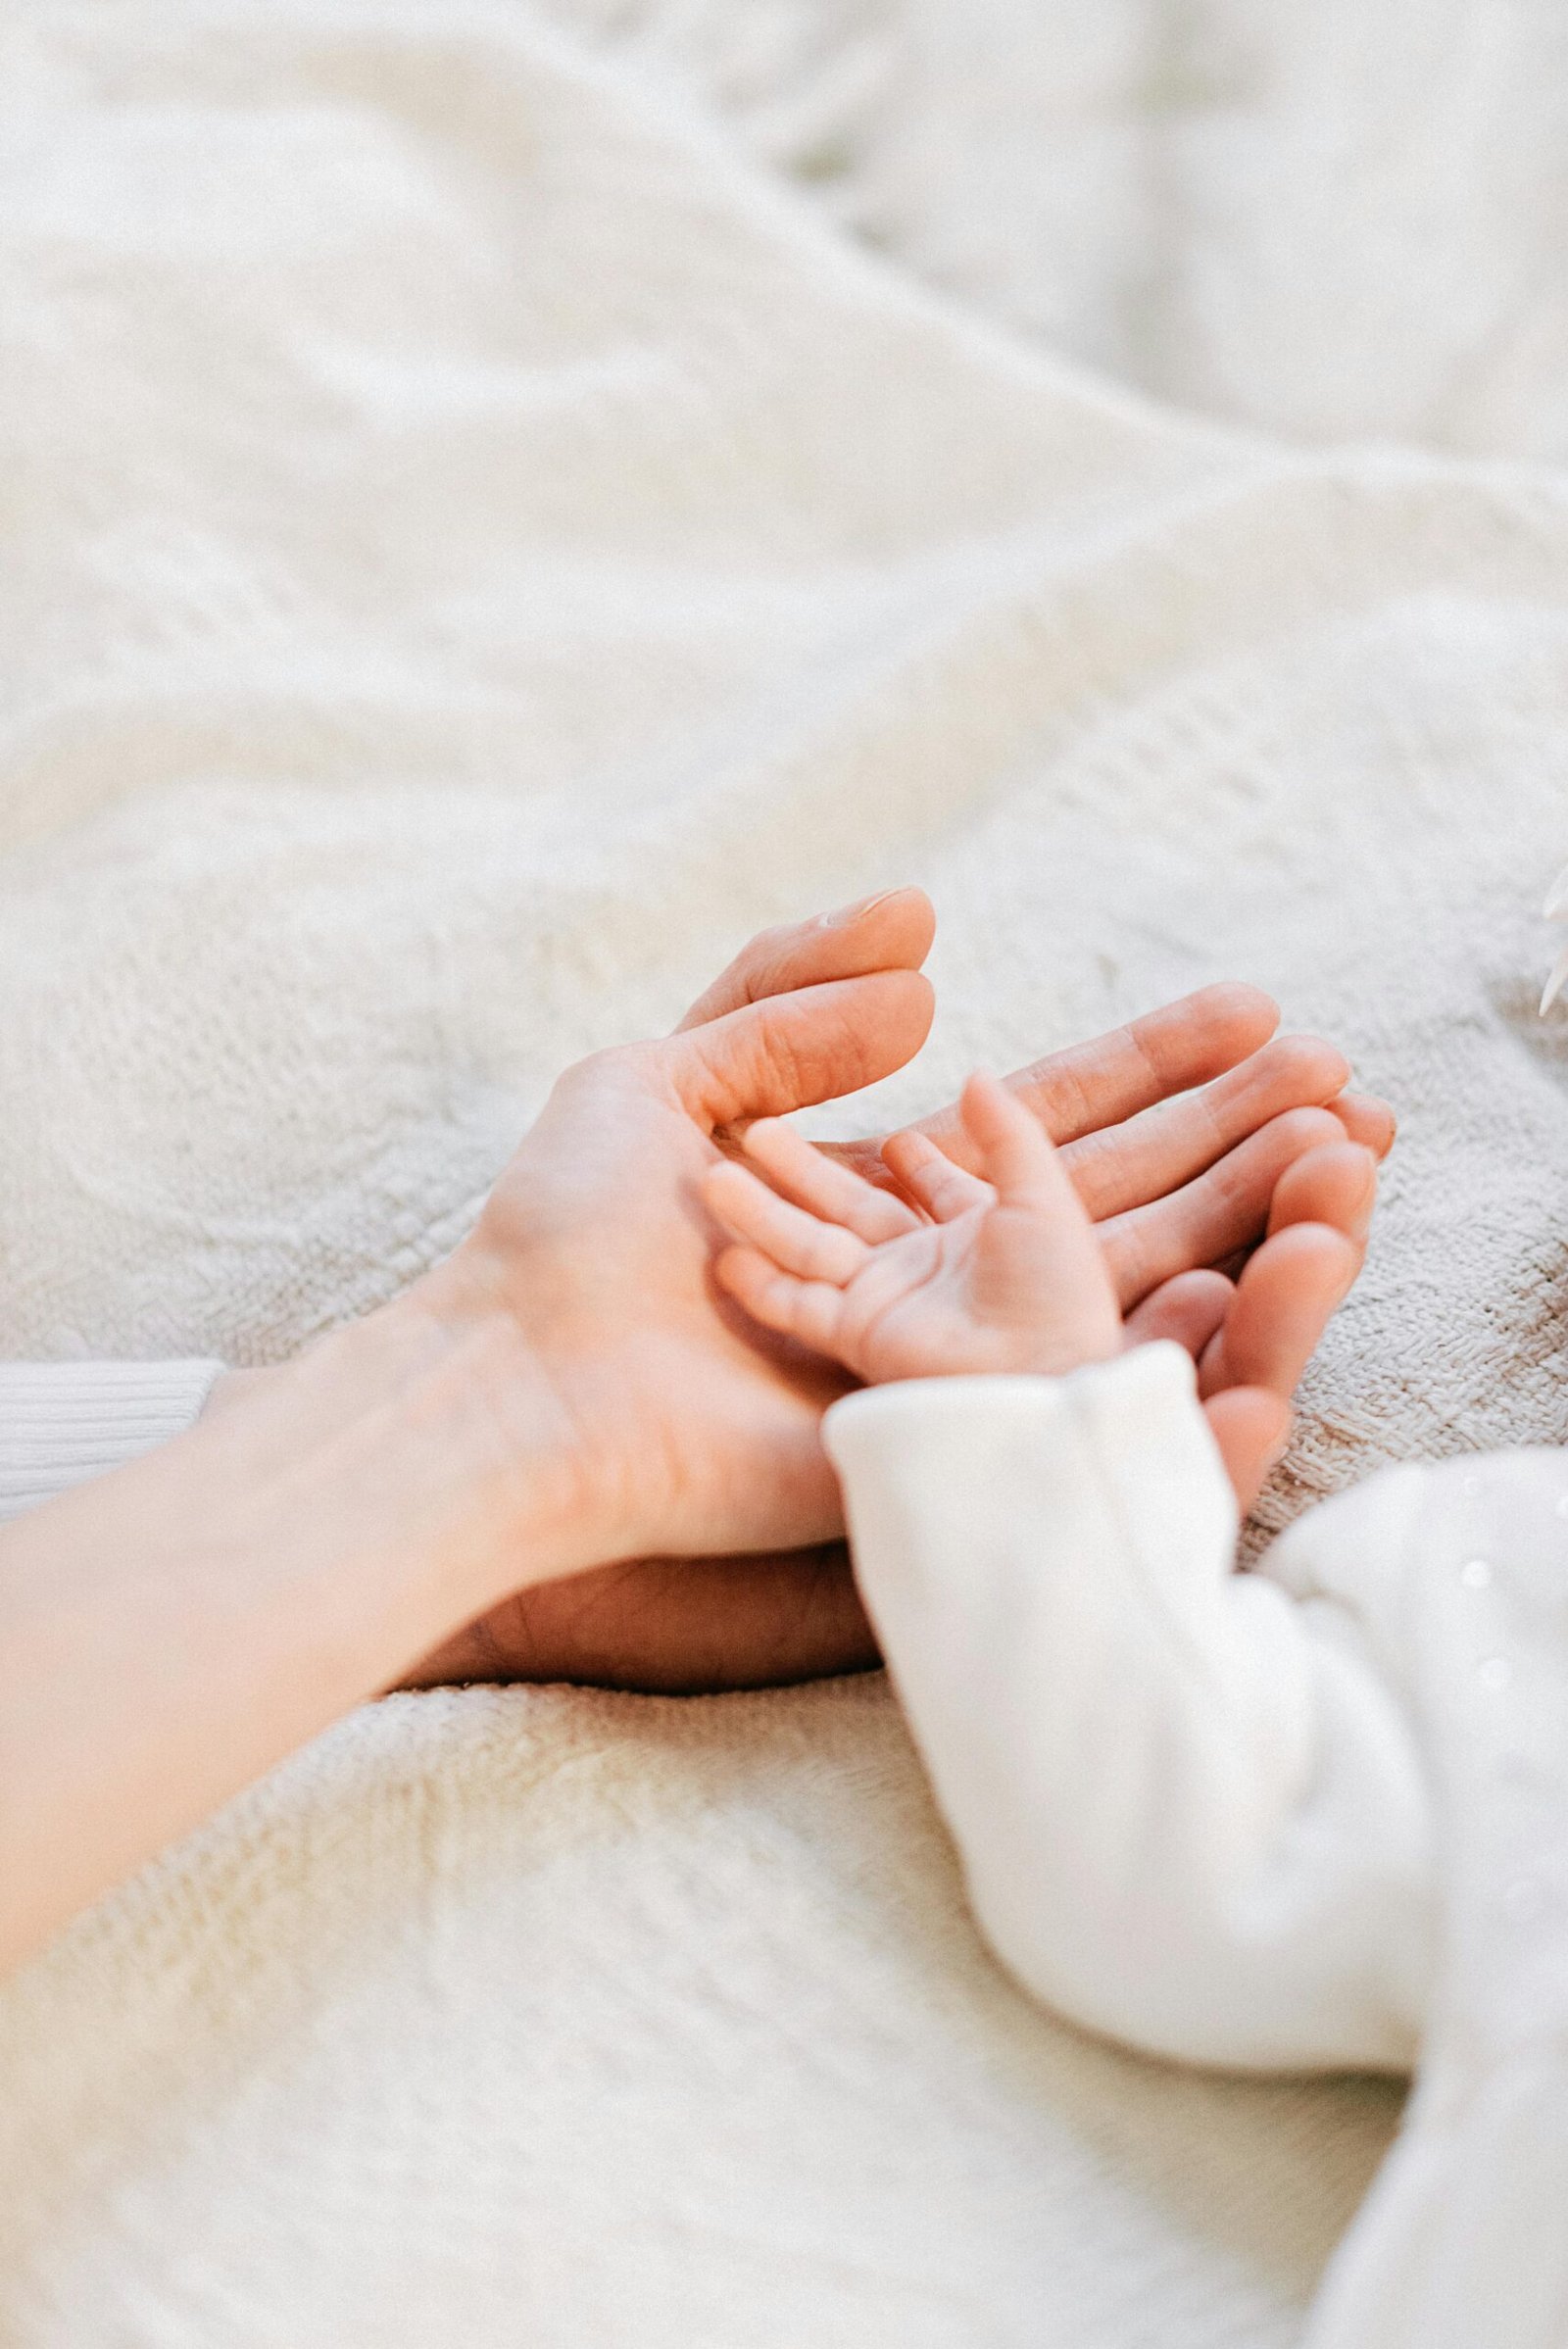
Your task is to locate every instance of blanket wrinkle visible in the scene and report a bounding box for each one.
[546,0,1568,465]
[0,1,1563,2343]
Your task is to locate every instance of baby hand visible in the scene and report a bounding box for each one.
[704,1071,1124,1386]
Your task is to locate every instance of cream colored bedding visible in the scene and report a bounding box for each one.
[1,5,1565,2340]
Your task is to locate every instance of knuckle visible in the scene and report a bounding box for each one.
[1105,1217,1150,1305]
[1032,1052,1094,1142]
[557,1043,626,1097]
[740,928,792,999]
[1125,1020,1166,1099]
[761,1017,812,1101]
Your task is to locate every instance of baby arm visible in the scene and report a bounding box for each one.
[706,1077,1435,2071]
[826,1351,1434,2069]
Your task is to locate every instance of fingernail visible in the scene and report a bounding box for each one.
[825,888,904,927]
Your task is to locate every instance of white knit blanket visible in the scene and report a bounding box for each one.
[2,4,1567,2342]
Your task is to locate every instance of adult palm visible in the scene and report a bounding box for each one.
[411,891,1390,1691]
[434,953,933,1569]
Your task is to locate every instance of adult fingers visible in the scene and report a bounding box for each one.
[1203,1389,1294,1515]
[1123,1269,1234,1359]
[1326,1091,1396,1161]
[668,967,935,1130]
[827,1043,1393,1221]
[904,982,1281,1170]
[741,1118,919,1243]
[1199,1222,1362,1401]
[1203,1136,1378,1280]
[1058,1033,1351,1220]
[1266,1141,1379,1247]
[1101,1104,1347,1308]
[705,1159,869,1284]
[675,889,936,1029]
[879,1128,994,1223]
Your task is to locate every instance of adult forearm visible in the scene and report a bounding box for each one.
[0,1293,592,1974]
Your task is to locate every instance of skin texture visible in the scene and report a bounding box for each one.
[709,1075,1132,1382]
[0,894,1392,1970]
[408,892,1393,1692]
[0,907,941,1968]
[709,1069,1368,1426]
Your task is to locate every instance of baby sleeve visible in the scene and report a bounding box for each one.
[824,1343,1435,2072]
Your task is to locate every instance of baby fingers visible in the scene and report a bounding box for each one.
[959,1070,1070,1208]
[704,1158,870,1284]
[880,1127,995,1223]
[713,1246,852,1358]
[741,1118,919,1244]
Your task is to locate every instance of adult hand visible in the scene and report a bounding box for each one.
[685,895,1390,1285]
[1130,1136,1378,1512]
[692,889,1392,1523]
[413,913,937,1577]
[409,892,1393,1690]
[410,1141,1379,1694]
[10,896,1385,1968]
[0,903,942,1972]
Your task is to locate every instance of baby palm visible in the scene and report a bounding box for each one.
[707,1071,1124,1387]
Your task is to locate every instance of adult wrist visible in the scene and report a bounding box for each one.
[318,1275,613,1615]
[0,1297,608,1970]
[193,1285,610,1660]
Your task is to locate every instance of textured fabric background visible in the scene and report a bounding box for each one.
[0,3,1564,2342]
[542,0,1568,459]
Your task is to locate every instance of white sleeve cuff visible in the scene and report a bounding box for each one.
[0,1359,226,1524]
[825,1345,1263,1743]
[825,1344,1431,2071]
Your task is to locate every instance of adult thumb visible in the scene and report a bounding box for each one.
[666,968,934,1131]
